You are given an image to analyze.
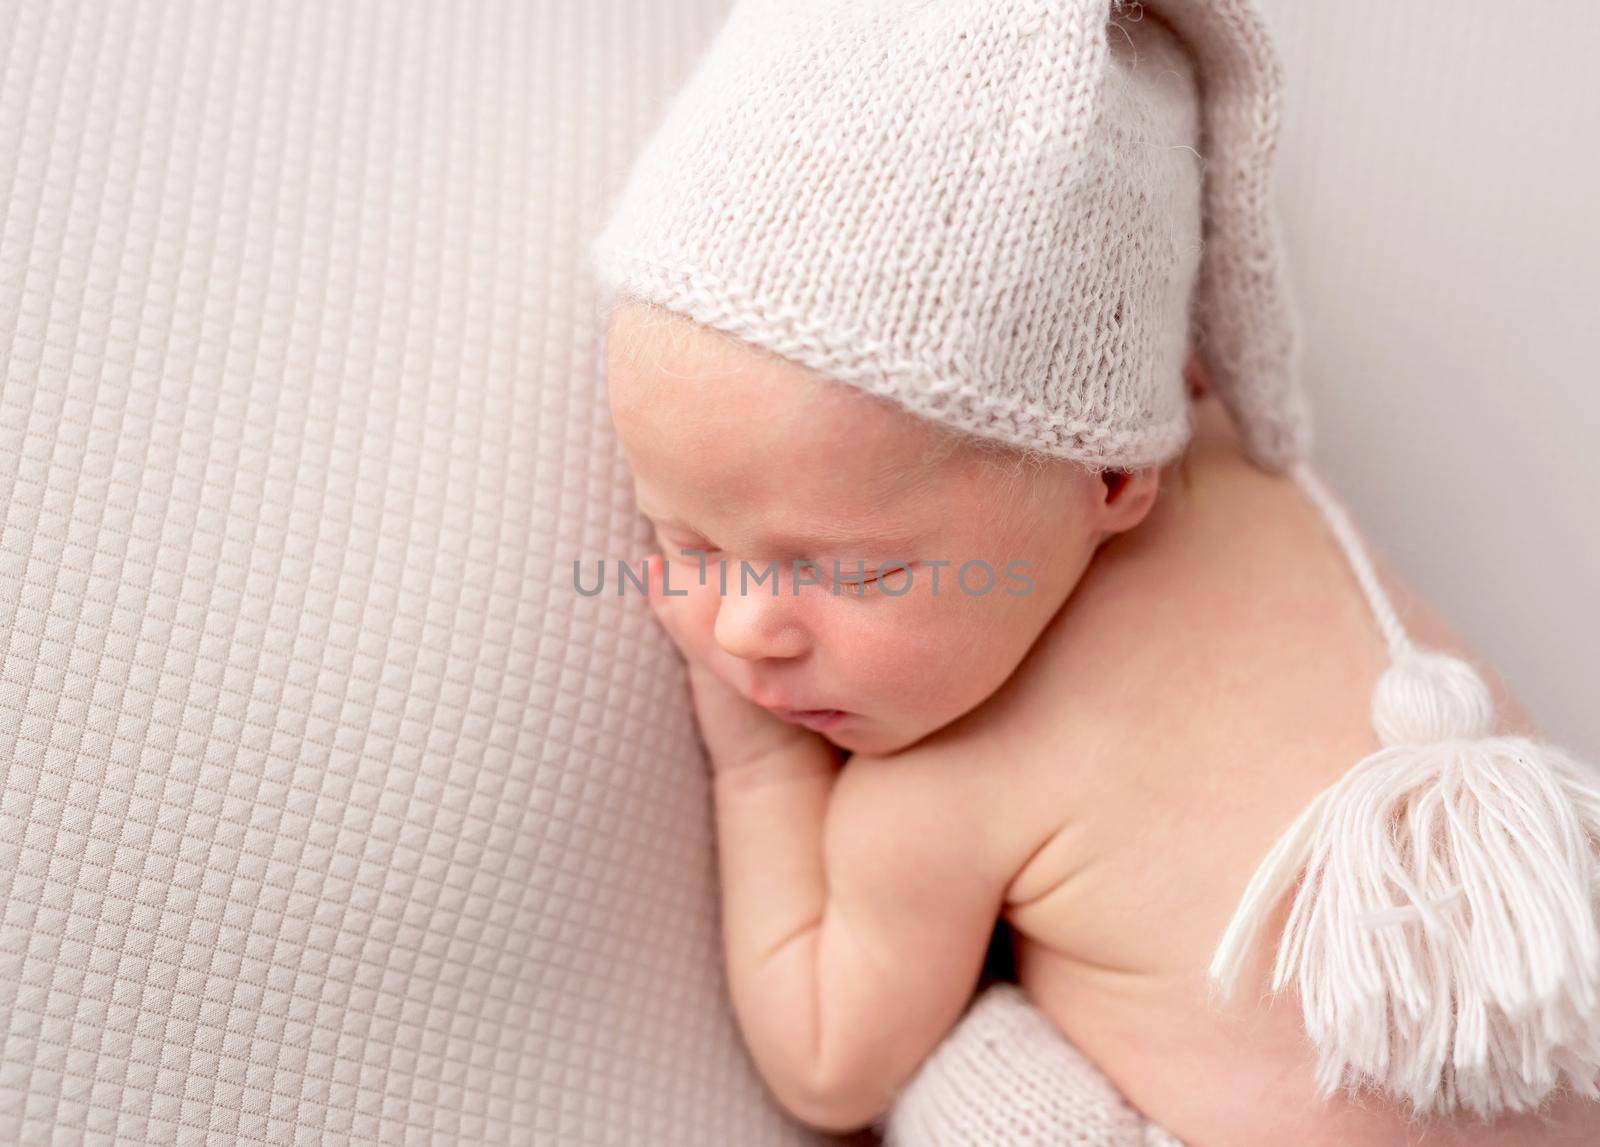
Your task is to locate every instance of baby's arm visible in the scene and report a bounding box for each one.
[711,725,1023,1133]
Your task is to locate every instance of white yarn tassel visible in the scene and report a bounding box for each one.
[1209,462,1600,1117]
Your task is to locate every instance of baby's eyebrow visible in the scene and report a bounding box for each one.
[760,523,926,551]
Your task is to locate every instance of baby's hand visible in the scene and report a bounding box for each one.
[639,553,836,776]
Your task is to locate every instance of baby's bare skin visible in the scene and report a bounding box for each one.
[608,301,1600,1144]
[967,396,1600,1145]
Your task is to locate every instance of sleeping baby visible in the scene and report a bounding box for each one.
[590,2,1600,1144]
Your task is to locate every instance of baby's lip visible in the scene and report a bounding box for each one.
[770,708,850,730]
[742,679,848,717]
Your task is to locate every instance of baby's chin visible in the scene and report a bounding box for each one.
[823,712,937,759]
[824,725,886,758]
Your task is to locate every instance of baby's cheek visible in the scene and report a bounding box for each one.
[661,554,726,625]
[856,593,1036,713]
[827,595,961,684]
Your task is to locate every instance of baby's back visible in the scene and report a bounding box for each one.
[983,395,1597,1144]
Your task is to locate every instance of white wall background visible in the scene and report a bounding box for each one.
[1255,2,1600,757]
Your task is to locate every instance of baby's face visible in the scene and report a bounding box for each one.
[605,302,1145,756]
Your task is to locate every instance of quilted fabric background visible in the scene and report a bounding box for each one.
[0,0,847,1142]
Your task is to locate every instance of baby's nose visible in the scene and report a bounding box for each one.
[711,573,809,662]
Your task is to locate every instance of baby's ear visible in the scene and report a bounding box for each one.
[1097,465,1162,538]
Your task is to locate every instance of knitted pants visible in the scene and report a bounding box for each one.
[878,983,1187,1147]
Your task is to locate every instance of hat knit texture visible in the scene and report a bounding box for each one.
[592,0,1313,473]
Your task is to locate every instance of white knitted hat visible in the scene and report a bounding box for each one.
[591,0,1313,474]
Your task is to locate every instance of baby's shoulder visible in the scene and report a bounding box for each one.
[887,440,1391,896]
[1018,424,1537,766]
[980,433,1541,971]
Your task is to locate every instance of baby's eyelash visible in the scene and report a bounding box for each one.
[836,561,912,586]
[650,522,716,552]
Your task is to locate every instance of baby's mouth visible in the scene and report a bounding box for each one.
[740,679,852,730]
[768,708,849,732]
